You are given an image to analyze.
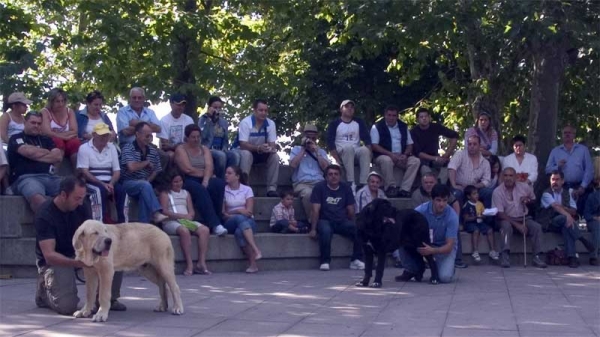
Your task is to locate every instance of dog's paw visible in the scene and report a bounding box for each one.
[154,303,168,312]
[355,280,369,287]
[92,310,109,322]
[369,282,382,288]
[171,306,184,315]
[73,308,92,318]
[430,278,439,285]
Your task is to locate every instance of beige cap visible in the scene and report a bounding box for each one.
[303,124,318,133]
[340,99,355,109]
[8,92,32,105]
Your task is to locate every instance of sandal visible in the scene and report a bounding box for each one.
[245,267,259,274]
[193,267,211,275]
[183,270,193,276]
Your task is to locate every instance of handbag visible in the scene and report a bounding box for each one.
[546,248,569,266]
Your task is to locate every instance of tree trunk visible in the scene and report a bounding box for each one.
[527,41,567,193]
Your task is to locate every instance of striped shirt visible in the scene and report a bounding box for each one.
[76,140,120,182]
[270,202,295,227]
[120,141,162,181]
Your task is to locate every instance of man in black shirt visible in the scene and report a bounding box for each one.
[309,164,364,271]
[35,176,125,315]
[7,112,63,212]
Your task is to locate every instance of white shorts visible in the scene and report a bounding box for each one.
[162,220,204,235]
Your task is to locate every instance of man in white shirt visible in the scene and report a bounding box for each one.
[158,93,194,156]
[371,105,420,198]
[76,123,124,223]
[326,100,372,190]
[233,99,279,197]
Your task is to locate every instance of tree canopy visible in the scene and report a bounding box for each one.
[1,0,598,161]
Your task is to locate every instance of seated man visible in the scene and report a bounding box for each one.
[289,124,330,219]
[396,184,458,283]
[7,112,63,212]
[116,87,161,145]
[448,135,493,207]
[327,100,371,190]
[583,157,600,266]
[76,123,124,223]
[233,99,279,197]
[540,170,595,268]
[410,107,458,184]
[119,122,168,224]
[492,167,547,268]
[35,176,124,315]
[371,105,420,198]
[198,96,240,179]
[309,164,364,271]
[157,93,194,157]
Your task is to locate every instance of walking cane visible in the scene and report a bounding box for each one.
[522,210,527,268]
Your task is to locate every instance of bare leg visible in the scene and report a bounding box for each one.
[176,227,193,275]
[242,246,258,272]
[242,228,261,259]
[195,225,210,273]
[486,232,496,251]
[472,231,480,252]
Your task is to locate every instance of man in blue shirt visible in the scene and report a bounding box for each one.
[545,126,594,214]
[309,164,364,271]
[116,87,161,145]
[396,184,458,283]
[290,124,330,220]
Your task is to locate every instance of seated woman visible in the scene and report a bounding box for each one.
[488,155,502,189]
[464,110,498,158]
[159,172,211,276]
[40,88,81,167]
[501,135,538,185]
[223,166,261,273]
[174,124,227,236]
[76,90,117,142]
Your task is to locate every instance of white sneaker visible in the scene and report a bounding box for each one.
[319,263,330,271]
[489,250,500,261]
[213,224,228,236]
[471,251,481,262]
[349,259,365,270]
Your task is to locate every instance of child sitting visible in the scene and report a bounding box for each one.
[159,172,211,276]
[270,190,309,233]
[461,185,499,263]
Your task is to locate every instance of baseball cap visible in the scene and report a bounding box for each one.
[340,99,355,109]
[93,123,111,135]
[169,93,187,104]
[303,124,318,133]
[8,92,32,105]
[367,171,383,182]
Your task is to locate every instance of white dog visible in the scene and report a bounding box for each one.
[72,220,184,322]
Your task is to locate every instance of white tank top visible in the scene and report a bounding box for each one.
[168,189,189,214]
[7,113,24,138]
[43,108,71,133]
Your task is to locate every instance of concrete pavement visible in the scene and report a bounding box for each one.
[0,265,599,337]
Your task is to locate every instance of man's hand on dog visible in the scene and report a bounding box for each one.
[417,243,436,256]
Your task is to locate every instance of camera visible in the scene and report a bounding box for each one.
[301,137,314,147]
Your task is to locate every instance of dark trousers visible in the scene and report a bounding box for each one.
[271,219,309,233]
[183,175,225,229]
[317,219,362,264]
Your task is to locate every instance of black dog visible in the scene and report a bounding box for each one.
[355,199,439,287]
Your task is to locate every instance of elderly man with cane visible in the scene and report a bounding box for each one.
[492,167,547,268]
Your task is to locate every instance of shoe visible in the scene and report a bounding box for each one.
[266,191,279,198]
[488,250,500,261]
[454,261,468,269]
[501,251,511,268]
[350,259,365,270]
[532,255,548,268]
[568,257,580,268]
[580,237,595,253]
[35,277,48,308]
[319,263,330,271]
[385,186,399,198]
[397,190,411,198]
[471,251,481,262]
[213,224,228,236]
[110,300,127,311]
[395,270,416,282]
[589,257,598,266]
[153,212,169,224]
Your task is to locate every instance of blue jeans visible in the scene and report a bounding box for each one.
[398,247,456,283]
[183,175,225,229]
[210,150,241,179]
[121,180,162,223]
[317,219,362,264]
[223,214,257,247]
[588,220,600,258]
[548,215,583,258]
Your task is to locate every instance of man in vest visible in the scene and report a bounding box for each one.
[541,170,595,268]
[371,105,420,198]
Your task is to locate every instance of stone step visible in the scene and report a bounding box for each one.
[1,231,594,278]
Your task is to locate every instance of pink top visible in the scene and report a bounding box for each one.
[492,182,535,218]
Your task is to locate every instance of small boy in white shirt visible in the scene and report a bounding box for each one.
[270,190,309,233]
